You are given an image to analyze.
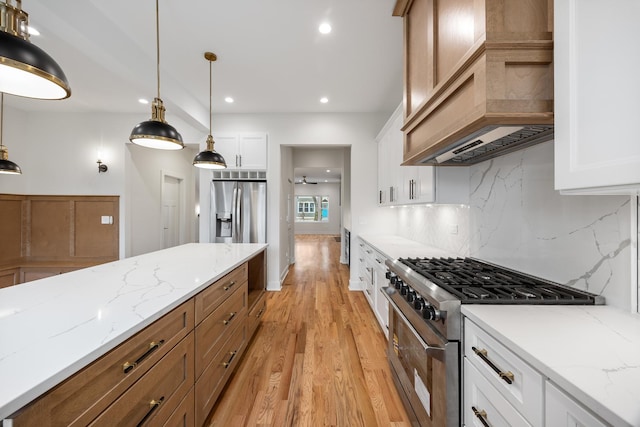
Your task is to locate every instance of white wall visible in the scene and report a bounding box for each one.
[125,144,198,257]
[294,183,341,235]
[197,113,396,290]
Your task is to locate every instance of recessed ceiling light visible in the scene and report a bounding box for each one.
[138,98,149,104]
[319,23,332,34]
[325,180,328,182]
[225,97,234,103]
[326,169,331,172]
[320,97,329,104]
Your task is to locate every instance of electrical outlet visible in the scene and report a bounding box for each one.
[449,224,458,235]
[101,216,113,225]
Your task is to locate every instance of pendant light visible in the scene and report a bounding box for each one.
[193,52,226,169]
[0,0,71,100]
[129,0,183,150]
[0,93,22,174]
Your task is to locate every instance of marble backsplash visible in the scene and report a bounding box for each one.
[395,141,634,310]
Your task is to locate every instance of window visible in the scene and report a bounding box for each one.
[295,196,329,222]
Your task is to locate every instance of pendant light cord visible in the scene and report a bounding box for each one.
[155,0,161,99]
[209,60,213,134]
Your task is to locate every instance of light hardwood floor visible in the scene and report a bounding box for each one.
[206,235,411,426]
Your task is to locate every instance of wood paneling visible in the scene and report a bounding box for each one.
[0,197,24,264]
[0,267,19,288]
[0,194,119,286]
[74,200,118,258]
[28,200,71,258]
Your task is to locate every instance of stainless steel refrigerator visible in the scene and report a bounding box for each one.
[210,180,267,243]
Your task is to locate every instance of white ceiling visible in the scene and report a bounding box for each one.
[7,0,403,135]
[294,167,342,184]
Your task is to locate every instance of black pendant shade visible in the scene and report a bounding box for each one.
[0,3,71,100]
[193,135,226,169]
[0,156,22,174]
[0,92,22,175]
[129,0,183,151]
[129,99,184,150]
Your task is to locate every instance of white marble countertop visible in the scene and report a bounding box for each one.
[463,305,640,427]
[0,243,267,420]
[358,234,459,260]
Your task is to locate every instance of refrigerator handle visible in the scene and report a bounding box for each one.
[234,185,243,242]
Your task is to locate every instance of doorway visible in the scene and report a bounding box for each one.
[161,173,184,249]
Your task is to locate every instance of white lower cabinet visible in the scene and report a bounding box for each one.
[358,239,389,338]
[464,359,532,427]
[464,318,608,427]
[545,381,608,427]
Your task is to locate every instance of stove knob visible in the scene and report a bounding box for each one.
[390,275,397,285]
[422,305,442,321]
[414,296,424,310]
[406,289,416,302]
[395,279,403,290]
[385,271,393,280]
[400,284,409,296]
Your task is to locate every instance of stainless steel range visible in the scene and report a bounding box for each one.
[382,257,603,427]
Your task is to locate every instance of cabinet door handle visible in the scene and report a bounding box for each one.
[256,307,265,318]
[390,186,394,202]
[375,258,382,264]
[137,396,165,426]
[123,340,165,374]
[379,190,383,204]
[472,346,515,384]
[223,280,236,291]
[222,350,238,368]
[471,406,490,427]
[223,312,236,325]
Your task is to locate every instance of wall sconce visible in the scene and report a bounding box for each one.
[97,159,108,173]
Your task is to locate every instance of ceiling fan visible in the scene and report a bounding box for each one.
[295,176,317,185]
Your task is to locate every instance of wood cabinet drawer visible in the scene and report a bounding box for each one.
[247,291,266,338]
[464,319,543,426]
[464,358,532,427]
[162,386,195,427]
[195,321,247,426]
[0,267,19,288]
[195,282,247,378]
[7,300,195,426]
[195,262,248,324]
[89,332,195,426]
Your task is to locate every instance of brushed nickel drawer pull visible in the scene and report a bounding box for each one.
[472,346,514,384]
[471,406,490,427]
[223,312,236,325]
[123,340,165,374]
[222,350,237,368]
[137,396,164,427]
[223,280,236,291]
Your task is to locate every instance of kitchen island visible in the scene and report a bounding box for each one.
[0,243,267,424]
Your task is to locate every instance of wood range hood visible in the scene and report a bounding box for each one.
[393,0,554,166]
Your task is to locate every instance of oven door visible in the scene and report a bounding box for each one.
[386,295,459,427]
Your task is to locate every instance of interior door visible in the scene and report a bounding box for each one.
[162,175,181,249]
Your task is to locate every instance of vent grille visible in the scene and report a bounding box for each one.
[433,125,554,165]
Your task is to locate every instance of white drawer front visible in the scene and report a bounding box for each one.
[464,358,532,427]
[464,319,543,426]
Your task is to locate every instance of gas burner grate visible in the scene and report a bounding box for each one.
[399,257,599,305]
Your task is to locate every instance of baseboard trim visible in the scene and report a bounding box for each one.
[349,279,364,291]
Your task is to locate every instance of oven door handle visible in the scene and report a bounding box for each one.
[385,292,446,362]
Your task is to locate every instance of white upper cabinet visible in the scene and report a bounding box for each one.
[376,105,468,206]
[215,133,268,170]
[555,0,640,193]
